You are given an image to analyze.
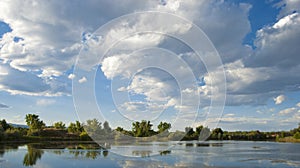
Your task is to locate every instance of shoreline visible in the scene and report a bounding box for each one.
[1,138,299,145]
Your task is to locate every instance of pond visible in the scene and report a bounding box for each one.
[0,141,299,168]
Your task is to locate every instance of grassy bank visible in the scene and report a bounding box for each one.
[277,136,300,143]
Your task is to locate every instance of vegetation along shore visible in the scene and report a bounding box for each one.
[1,114,299,143]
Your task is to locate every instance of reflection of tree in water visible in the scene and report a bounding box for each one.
[69,149,108,159]
[132,150,152,157]
[64,143,109,159]
[23,145,44,166]
[69,150,85,158]
[52,150,64,155]
[0,145,5,157]
[103,150,108,157]
[85,150,101,159]
[159,150,171,155]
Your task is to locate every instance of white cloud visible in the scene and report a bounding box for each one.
[68,73,75,80]
[0,63,69,96]
[78,77,87,83]
[118,101,167,121]
[274,95,286,105]
[245,13,300,69]
[225,113,235,117]
[0,0,299,119]
[279,107,297,115]
[276,0,300,18]
[0,0,160,95]
[36,99,56,106]
[297,102,300,107]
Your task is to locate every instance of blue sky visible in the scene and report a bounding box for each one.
[0,0,300,131]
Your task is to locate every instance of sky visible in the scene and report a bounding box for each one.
[0,0,299,132]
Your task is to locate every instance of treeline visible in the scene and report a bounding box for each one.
[1,114,300,142]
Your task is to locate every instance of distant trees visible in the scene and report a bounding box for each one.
[2,114,300,142]
[195,125,203,136]
[292,124,300,139]
[185,127,195,137]
[158,122,171,133]
[67,121,83,134]
[132,120,156,137]
[211,128,224,140]
[83,119,114,141]
[115,121,173,138]
[115,126,133,136]
[0,119,26,140]
[53,122,66,130]
[84,119,103,137]
[0,119,11,131]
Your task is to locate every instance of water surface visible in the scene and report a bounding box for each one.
[0,141,299,168]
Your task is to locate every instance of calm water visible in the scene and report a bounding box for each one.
[0,141,299,168]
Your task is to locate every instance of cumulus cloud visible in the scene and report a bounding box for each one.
[0,0,159,95]
[207,9,300,106]
[97,0,300,117]
[0,0,299,121]
[274,95,286,105]
[244,13,300,69]
[0,63,71,96]
[276,0,300,18]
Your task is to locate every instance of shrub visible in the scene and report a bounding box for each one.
[5,128,22,139]
[80,131,92,141]
[293,132,300,139]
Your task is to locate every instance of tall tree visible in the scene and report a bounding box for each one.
[0,119,11,131]
[212,128,223,140]
[132,120,154,137]
[67,121,83,134]
[84,119,103,138]
[185,127,195,136]
[157,122,171,133]
[25,114,45,132]
[195,125,204,136]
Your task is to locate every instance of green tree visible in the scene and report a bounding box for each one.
[67,121,83,134]
[53,121,66,130]
[293,132,300,139]
[212,128,223,140]
[84,119,114,141]
[195,125,204,136]
[132,120,154,137]
[85,119,102,133]
[25,114,45,133]
[116,127,124,132]
[185,127,195,136]
[157,122,171,133]
[0,119,11,131]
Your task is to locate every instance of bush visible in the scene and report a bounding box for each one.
[293,132,300,139]
[5,128,22,139]
[80,131,92,141]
